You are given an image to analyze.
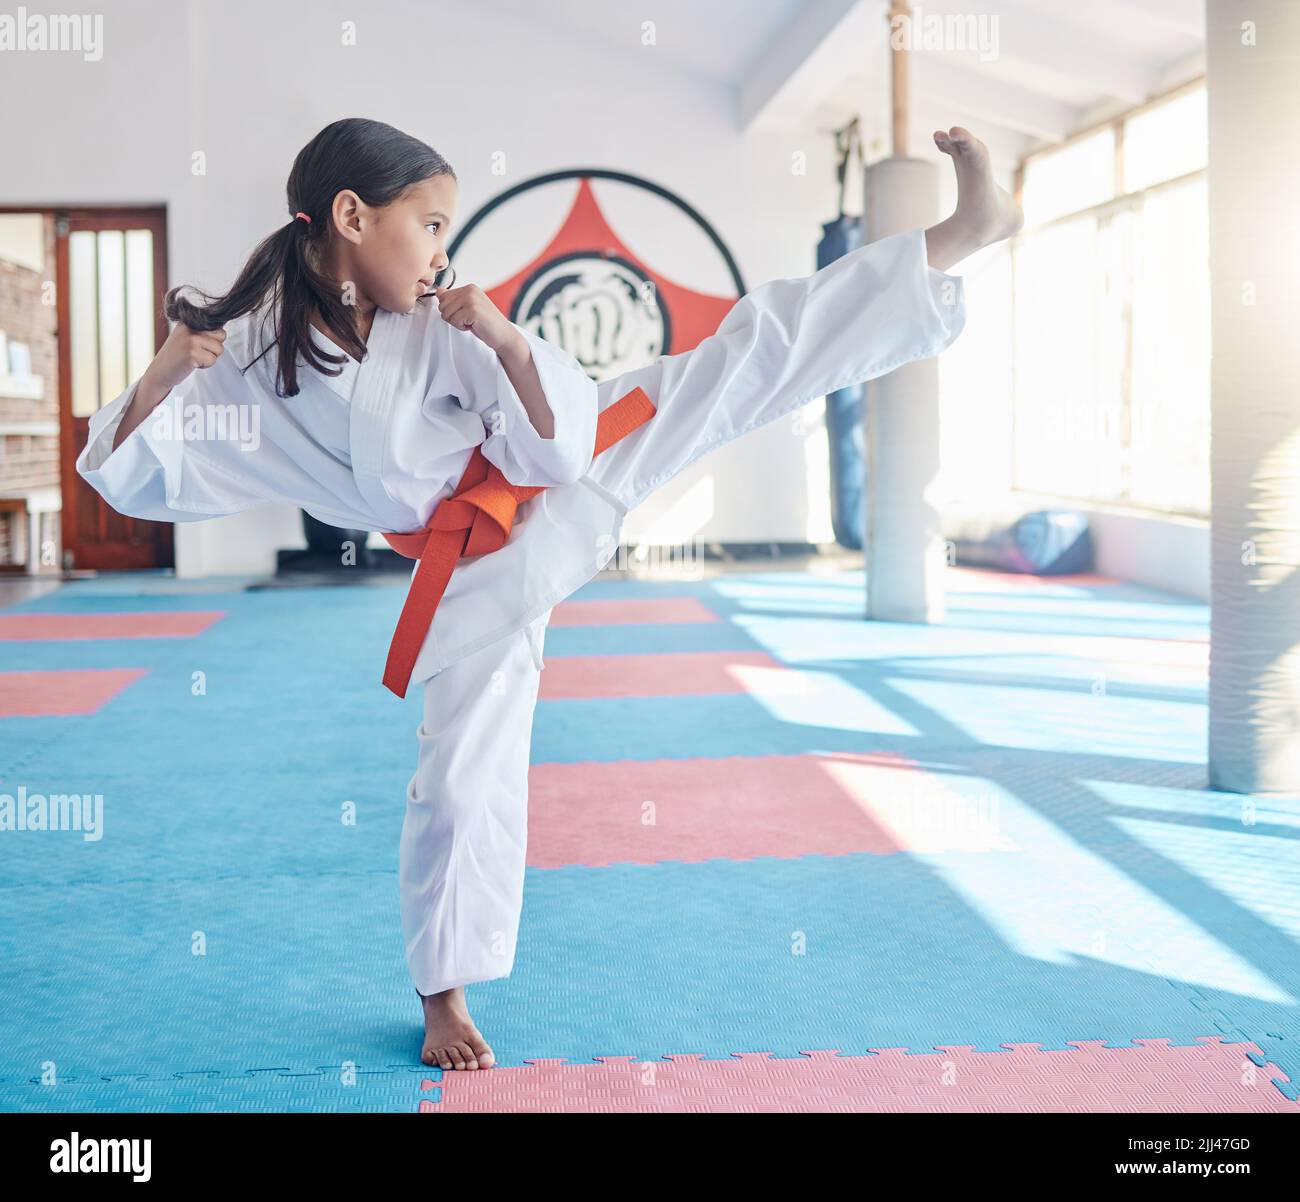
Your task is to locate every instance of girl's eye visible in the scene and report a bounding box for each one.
[426,222,441,234]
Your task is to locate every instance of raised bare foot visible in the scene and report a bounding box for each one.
[418,985,496,1070]
[934,126,1024,248]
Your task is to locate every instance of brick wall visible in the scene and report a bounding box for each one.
[0,216,60,568]
[0,216,60,496]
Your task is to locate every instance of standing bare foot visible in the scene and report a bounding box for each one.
[933,126,1024,248]
[418,985,496,1070]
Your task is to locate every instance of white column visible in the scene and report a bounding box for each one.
[862,155,945,622]
[1206,0,1300,793]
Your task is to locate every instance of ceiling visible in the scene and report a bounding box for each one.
[485,0,1206,171]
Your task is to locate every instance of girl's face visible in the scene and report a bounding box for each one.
[334,174,458,315]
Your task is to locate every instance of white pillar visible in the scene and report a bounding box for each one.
[862,155,945,622]
[1206,0,1300,794]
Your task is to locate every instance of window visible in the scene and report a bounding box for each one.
[68,227,157,418]
[1123,86,1207,192]
[1021,127,1115,227]
[1013,81,1209,516]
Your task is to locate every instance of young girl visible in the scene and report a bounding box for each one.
[77,117,1022,1072]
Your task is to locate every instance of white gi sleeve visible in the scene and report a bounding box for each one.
[446,321,599,488]
[582,226,969,512]
[76,351,273,523]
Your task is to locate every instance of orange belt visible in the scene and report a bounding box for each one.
[379,385,656,698]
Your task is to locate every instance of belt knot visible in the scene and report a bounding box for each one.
[379,385,655,697]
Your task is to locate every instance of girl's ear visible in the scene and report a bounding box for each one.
[331,189,365,244]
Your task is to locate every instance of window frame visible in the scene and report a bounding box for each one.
[1010,75,1209,520]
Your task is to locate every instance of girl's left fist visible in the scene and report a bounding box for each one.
[433,283,522,356]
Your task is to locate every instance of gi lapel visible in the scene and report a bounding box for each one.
[348,306,411,519]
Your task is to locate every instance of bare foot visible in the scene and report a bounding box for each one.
[933,126,1024,248]
[417,985,496,1070]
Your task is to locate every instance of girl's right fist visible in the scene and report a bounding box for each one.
[144,322,228,393]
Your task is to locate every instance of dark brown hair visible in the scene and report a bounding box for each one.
[164,117,456,397]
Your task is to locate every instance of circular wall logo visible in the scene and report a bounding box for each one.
[448,170,746,384]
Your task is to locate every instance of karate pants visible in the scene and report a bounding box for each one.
[400,607,550,996]
[398,226,967,994]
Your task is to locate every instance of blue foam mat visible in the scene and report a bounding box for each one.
[1,568,1296,1111]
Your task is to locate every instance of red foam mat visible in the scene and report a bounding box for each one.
[0,611,225,641]
[0,668,147,716]
[418,1039,1296,1113]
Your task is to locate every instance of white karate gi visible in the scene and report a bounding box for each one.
[77,225,967,995]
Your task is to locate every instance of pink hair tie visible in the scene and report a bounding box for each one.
[293,211,312,224]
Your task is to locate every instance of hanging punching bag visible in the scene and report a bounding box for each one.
[818,216,866,549]
[819,121,867,550]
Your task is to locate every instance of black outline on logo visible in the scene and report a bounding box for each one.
[448,168,748,299]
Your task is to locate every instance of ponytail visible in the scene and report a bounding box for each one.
[163,117,457,398]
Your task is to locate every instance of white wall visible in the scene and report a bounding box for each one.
[0,0,1012,576]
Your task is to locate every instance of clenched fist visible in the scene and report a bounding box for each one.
[143,322,228,394]
[433,283,525,358]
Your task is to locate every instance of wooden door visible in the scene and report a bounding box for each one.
[55,207,172,570]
